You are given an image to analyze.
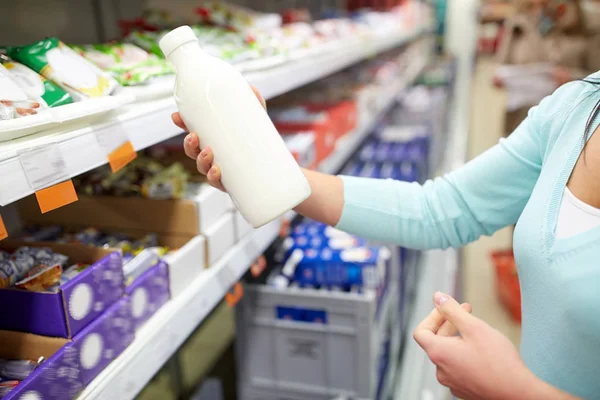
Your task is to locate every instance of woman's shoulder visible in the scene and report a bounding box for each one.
[534,75,600,152]
[536,76,598,120]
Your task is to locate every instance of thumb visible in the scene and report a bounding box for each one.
[434,292,478,335]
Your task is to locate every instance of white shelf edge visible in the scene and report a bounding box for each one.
[0,27,430,208]
[78,218,281,400]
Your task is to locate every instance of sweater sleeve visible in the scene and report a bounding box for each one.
[336,105,546,250]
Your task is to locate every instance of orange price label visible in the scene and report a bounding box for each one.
[108,141,137,173]
[0,215,7,241]
[35,180,78,214]
[225,282,244,307]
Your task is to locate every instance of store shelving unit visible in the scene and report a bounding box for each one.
[69,37,433,400]
[0,27,426,208]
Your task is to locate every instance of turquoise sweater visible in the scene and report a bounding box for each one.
[337,79,600,399]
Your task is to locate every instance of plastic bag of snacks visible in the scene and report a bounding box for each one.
[0,64,42,120]
[0,54,73,108]
[72,43,173,86]
[125,31,164,58]
[7,38,119,100]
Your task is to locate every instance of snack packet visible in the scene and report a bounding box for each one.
[0,379,19,398]
[0,358,40,380]
[0,64,41,120]
[15,263,62,292]
[141,163,188,199]
[0,54,72,107]
[7,38,119,100]
[125,31,164,57]
[72,43,173,86]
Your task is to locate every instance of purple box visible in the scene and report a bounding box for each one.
[0,243,125,338]
[72,297,135,385]
[4,343,84,400]
[125,261,171,331]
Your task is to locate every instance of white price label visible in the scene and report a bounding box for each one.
[96,125,130,156]
[19,145,68,190]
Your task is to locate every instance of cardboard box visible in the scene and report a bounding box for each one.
[18,198,207,297]
[0,297,134,399]
[0,331,83,400]
[71,297,134,385]
[19,186,231,237]
[0,242,124,338]
[126,261,170,331]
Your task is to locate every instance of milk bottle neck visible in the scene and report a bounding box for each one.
[167,41,208,71]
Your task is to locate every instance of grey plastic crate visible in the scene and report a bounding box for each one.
[236,283,398,400]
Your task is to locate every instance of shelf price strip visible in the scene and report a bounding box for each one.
[96,126,137,173]
[19,145,78,213]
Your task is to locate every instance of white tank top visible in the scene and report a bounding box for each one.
[555,187,600,239]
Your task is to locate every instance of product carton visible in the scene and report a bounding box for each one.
[0,242,124,338]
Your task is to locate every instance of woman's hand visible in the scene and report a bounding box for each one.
[413,292,543,400]
[171,85,267,192]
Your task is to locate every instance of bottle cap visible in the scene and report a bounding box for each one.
[159,26,198,57]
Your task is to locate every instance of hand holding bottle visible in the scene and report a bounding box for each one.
[171,85,266,192]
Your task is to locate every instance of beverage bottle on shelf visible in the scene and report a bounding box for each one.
[159,26,311,228]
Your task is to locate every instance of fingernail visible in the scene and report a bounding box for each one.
[185,134,192,143]
[200,149,208,159]
[434,292,448,306]
[208,167,216,177]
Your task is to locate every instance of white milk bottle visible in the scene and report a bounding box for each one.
[159,26,311,228]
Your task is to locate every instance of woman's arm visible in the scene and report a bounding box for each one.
[333,102,546,249]
[177,85,555,250]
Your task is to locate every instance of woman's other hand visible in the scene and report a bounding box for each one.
[413,292,536,400]
[171,85,266,192]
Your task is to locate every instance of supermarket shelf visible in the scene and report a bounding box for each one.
[318,55,429,174]
[79,218,282,400]
[247,28,426,100]
[0,27,429,208]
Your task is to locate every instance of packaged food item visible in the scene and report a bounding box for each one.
[15,263,62,292]
[196,1,282,32]
[7,38,119,100]
[0,358,40,380]
[74,157,189,199]
[19,225,63,242]
[59,263,90,286]
[141,163,188,199]
[0,379,19,398]
[72,43,173,86]
[125,31,164,57]
[0,64,41,120]
[0,54,73,107]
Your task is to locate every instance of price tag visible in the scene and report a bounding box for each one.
[0,215,7,241]
[108,141,137,173]
[35,180,78,213]
[19,145,68,190]
[96,127,137,173]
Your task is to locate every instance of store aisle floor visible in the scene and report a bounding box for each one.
[463,57,521,346]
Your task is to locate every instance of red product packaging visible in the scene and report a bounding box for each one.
[491,250,521,324]
[273,110,337,165]
[304,100,358,139]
